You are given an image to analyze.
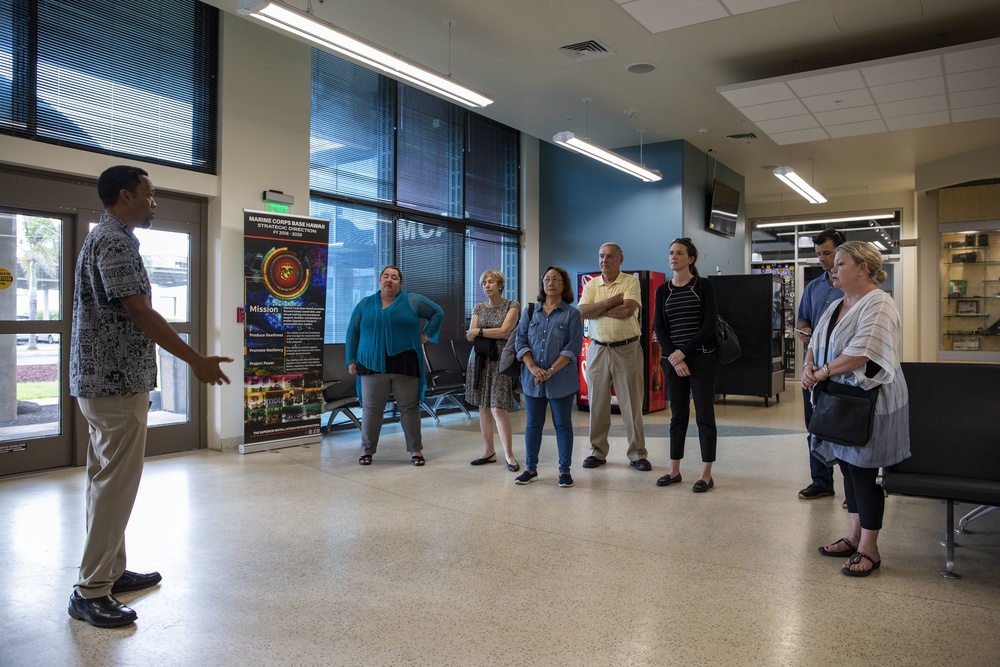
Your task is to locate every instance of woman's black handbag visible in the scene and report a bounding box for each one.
[714,316,741,364]
[808,381,881,447]
[498,303,534,379]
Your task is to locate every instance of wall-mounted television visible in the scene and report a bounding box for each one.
[707,179,740,238]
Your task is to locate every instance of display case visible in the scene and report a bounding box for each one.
[941,229,1000,356]
[752,264,795,374]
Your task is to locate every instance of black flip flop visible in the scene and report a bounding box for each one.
[841,551,881,577]
[818,537,857,558]
[412,455,426,466]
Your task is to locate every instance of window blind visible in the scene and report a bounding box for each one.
[465,114,519,227]
[395,85,463,218]
[397,215,465,340]
[1,0,218,171]
[310,50,395,204]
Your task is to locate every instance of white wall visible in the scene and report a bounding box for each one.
[0,12,314,451]
[212,13,312,449]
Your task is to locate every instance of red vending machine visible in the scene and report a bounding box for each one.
[577,270,667,414]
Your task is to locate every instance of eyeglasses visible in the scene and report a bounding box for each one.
[542,276,563,284]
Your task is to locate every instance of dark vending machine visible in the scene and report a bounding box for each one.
[709,274,785,405]
[576,270,667,414]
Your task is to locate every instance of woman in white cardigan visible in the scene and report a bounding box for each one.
[801,240,910,577]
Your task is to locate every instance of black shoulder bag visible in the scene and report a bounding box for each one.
[806,305,880,447]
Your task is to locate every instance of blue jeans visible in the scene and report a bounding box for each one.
[523,393,575,474]
[803,387,834,489]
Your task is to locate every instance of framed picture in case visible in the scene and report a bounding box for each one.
[952,336,980,351]
[947,280,967,297]
[955,299,979,315]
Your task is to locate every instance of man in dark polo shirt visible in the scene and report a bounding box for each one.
[795,228,845,500]
[68,165,233,628]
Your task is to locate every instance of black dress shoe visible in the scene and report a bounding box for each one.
[581,456,606,468]
[111,570,162,594]
[656,473,682,487]
[692,478,715,493]
[68,591,137,628]
[630,458,652,471]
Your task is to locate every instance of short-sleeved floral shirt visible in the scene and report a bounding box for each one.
[69,213,157,398]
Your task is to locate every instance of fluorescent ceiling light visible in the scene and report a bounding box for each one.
[773,166,826,204]
[871,240,888,251]
[238,0,493,108]
[552,132,662,182]
[757,213,896,229]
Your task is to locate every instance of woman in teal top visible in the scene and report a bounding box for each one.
[346,265,444,466]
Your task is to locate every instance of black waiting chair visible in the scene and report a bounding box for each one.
[321,344,362,431]
[421,340,472,426]
[451,337,473,378]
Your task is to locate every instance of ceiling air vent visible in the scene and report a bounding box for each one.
[725,132,758,143]
[557,40,615,62]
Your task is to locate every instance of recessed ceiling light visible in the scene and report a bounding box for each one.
[626,63,655,74]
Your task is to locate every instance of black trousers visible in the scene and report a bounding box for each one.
[839,461,884,531]
[664,350,719,462]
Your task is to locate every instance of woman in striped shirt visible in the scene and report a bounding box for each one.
[652,238,720,493]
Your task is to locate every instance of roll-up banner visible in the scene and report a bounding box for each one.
[241,209,329,454]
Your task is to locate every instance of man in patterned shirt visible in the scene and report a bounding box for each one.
[578,242,651,471]
[68,165,233,628]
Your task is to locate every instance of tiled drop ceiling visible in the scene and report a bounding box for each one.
[717,37,1000,145]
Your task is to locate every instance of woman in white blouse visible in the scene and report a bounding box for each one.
[801,240,910,577]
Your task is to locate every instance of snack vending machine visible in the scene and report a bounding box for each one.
[576,270,667,414]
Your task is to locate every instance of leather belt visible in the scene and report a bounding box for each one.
[591,336,639,348]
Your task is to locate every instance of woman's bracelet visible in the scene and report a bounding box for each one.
[822,363,831,377]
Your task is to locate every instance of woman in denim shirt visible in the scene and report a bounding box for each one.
[513,266,584,488]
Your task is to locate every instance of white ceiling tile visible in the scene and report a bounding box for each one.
[815,105,881,126]
[832,0,925,34]
[720,0,799,14]
[768,127,831,145]
[948,67,1000,93]
[944,42,1000,74]
[952,103,1000,123]
[739,98,810,121]
[786,69,866,98]
[754,115,820,134]
[618,0,728,34]
[862,56,941,86]
[950,87,1000,108]
[825,119,888,138]
[870,77,946,103]
[718,81,797,107]
[718,36,1000,145]
[878,95,948,118]
[884,111,951,131]
[801,88,874,113]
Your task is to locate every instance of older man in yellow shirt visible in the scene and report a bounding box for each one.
[578,242,650,471]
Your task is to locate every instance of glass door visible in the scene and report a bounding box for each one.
[72,216,204,458]
[0,210,72,475]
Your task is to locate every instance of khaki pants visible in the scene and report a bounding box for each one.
[585,341,647,461]
[75,392,149,597]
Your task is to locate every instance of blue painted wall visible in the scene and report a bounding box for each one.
[538,139,746,291]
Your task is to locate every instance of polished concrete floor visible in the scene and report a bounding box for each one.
[2,388,998,666]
